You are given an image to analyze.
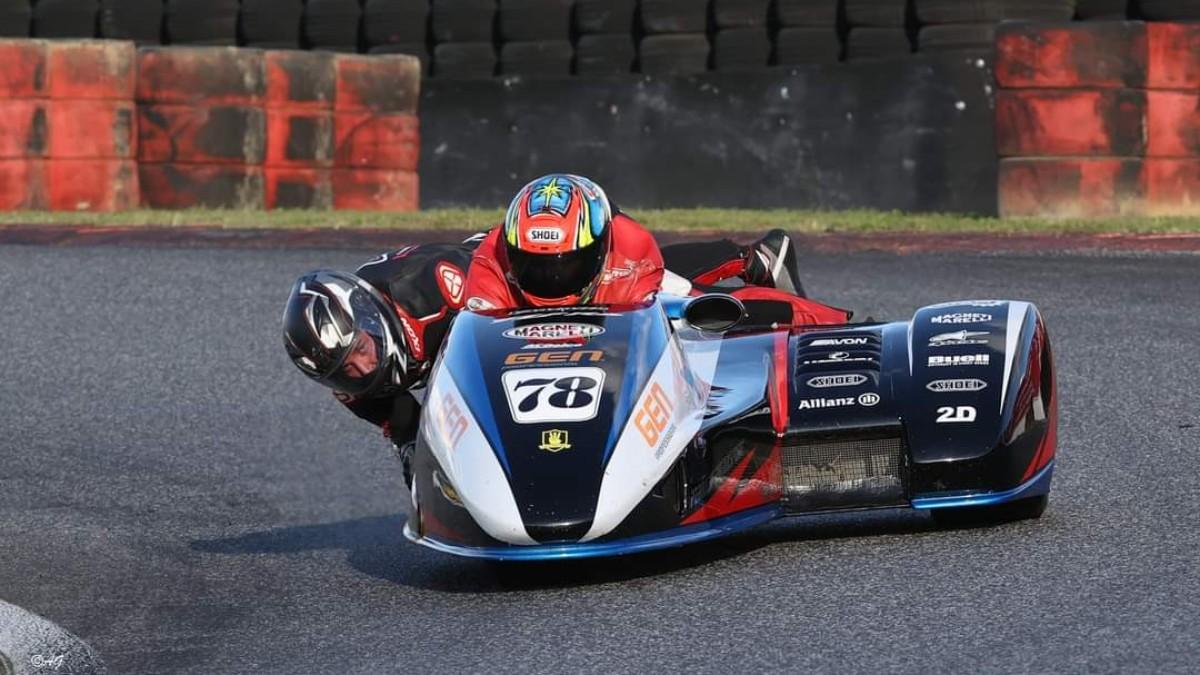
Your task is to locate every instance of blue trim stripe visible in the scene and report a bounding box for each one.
[911,460,1054,510]
[405,504,781,561]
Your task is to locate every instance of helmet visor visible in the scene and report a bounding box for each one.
[508,240,608,300]
[321,291,394,396]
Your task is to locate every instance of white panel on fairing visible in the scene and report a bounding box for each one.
[423,371,535,545]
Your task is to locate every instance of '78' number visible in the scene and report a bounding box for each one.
[501,367,606,424]
[514,376,599,412]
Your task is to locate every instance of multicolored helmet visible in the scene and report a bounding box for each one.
[503,174,614,306]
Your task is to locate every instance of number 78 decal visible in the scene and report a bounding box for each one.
[501,367,606,424]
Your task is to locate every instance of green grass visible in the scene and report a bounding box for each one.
[2,208,1200,233]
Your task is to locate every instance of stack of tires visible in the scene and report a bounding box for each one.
[363,0,430,72]
[573,0,636,74]
[844,0,912,62]
[165,0,238,46]
[0,1,31,37]
[241,0,304,49]
[431,0,497,78]
[498,0,574,77]
[136,47,267,208]
[99,0,162,43]
[303,0,362,52]
[1133,1,1200,20]
[711,0,771,71]
[772,0,843,65]
[32,0,98,38]
[263,50,335,209]
[637,0,709,75]
[0,40,138,211]
[915,1,1077,55]
[1075,0,1128,19]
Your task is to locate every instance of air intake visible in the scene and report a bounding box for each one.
[780,433,907,512]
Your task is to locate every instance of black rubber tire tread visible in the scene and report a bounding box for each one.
[1136,0,1200,20]
[573,0,636,33]
[303,0,362,51]
[915,0,1077,24]
[499,40,573,76]
[712,27,771,70]
[639,0,708,34]
[773,0,839,26]
[844,0,908,27]
[917,23,995,53]
[32,0,98,38]
[712,0,771,28]
[931,495,1049,528]
[165,0,237,45]
[240,0,303,48]
[433,41,497,78]
[844,26,912,60]
[364,0,428,46]
[772,26,842,63]
[1075,0,1128,18]
[638,33,710,75]
[574,33,636,74]
[98,0,162,43]
[498,0,572,41]
[369,42,430,73]
[431,0,496,43]
[0,0,33,37]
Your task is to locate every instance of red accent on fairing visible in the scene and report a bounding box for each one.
[680,443,784,525]
[726,285,853,325]
[769,332,790,436]
[420,505,463,542]
[1021,324,1058,482]
[693,258,747,287]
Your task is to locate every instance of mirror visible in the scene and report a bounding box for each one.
[683,294,745,332]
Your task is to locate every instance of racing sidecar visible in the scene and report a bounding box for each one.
[405,296,1056,560]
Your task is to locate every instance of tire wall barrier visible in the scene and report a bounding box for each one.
[0,39,419,212]
[996,21,1200,217]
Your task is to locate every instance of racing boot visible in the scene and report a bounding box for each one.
[746,229,807,298]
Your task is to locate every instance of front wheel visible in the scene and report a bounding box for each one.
[930,494,1048,528]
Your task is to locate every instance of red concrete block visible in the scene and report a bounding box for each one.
[139,163,264,209]
[996,22,1146,90]
[998,158,1141,218]
[334,54,421,113]
[138,104,266,165]
[333,112,419,170]
[1142,159,1200,215]
[996,90,1146,157]
[1146,23,1200,90]
[46,100,136,159]
[1146,91,1200,158]
[0,40,47,99]
[0,159,47,210]
[265,109,333,168]
[136,47,265,105]
[0,101,47,159]
[265,168,333,209]
[45,159,139,212]
[46,40,136,100]
[265,50,335,110]
[332,169,418,211]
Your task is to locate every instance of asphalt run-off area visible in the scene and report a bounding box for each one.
[1,236,1197,674]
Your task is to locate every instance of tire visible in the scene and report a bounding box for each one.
[930,494,1049,528]
[500,40,573,76]
[364,0,428,47]
[712,27,770,70]
[369,42,430,73]
[303,0,362,52]
[240,0,304,48]
[915,0,1077,24]
[32,0,98,38]
[0,0,33,37]
[164,0,237,46]
[431,0,495,43]
[1136,0,1200,20]
[574,0,636,33]
[844,0,908,27]
[498,0,572,41]
[844,26,911,60]
[639,0,707,34]
[574,33,635,74]
[773,26,842,64]
[713,0,771,28]
[1076,0,1129,18]
[638,33,710,75]
[98,0,162,43]
[433,42,497,79]
[773,0,840,26]
[917,23,995,53]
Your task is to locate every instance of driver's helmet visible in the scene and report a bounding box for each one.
[282,270,410,396]
[503,174,614,307]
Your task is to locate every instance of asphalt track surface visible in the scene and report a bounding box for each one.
[1,243,1198,674]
